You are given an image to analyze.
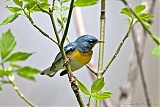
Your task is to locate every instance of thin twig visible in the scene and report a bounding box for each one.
[8,75,36,107]
[35,0,50,14]
[132,28,151,107]
[35,0,60,43]
[86,64,97,75]
[60,0,74,46]
[102,20,133,74]
[51,0,55,12]
[49,9,61,43]
[119,0,156,107]
[22,8,57,44]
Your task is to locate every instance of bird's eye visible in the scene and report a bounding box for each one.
[89,40,97,44]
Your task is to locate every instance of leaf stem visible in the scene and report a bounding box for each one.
[8,75,36,107]
[132,28,151,107]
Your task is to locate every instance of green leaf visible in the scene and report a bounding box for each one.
[24,0,31,2]
[16,67,40,81]
[134,4,146,14]
[143,22,152,28]
[92,92,113,100]
[0,29,16,59]
[138,13,154,21]
[1,80,9,84]
[0,13,19,25]
[5,52,33,62]
[77,80,90,95]
[13,0,23,7]
[74,0,99,7]
[121,7,132,18]
[40,0,48,3]
[18,73,35,81]
[24,1,36,11]
[10,63,22,69]
[16,66,40,75]
[91,77,105,93]
[0,69,13,77]
[0,86,2,91]
[6,6,22,13]
[31,3,50,12]
[151,45,160,58]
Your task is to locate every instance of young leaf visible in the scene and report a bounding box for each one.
[77,80,90,95]
[121,7,132,18]
[10,63,22,69]
[18,73,35,81]
[0,13,19,25]
[138,13,154,21]
[0,29,16,59]
[31,3,50,12]
[91,77,104,93]
[24,1,36,11]
[5,52,33,62]
[6,6,22,13]
[74,0,99,7]
[134,4,146,14]
[92,92,113,100]
[0,69,13,77]
[24,0,31,2]
[16,67,40,81]
[16,66,40,75]
[151,45,160,58]
[13,0,23,7]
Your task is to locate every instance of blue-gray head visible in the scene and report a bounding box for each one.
[75,35,104,52]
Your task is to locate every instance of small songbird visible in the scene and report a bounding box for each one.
[41,35,103,77]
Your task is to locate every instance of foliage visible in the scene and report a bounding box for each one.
[121,4,160,57]
[74,0,99,7]
[77,77,112,106]
[121,4,153,28]
[0,29,40,91]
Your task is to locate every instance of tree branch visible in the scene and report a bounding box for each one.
[102,20,133,74]
[22,9,57,44]
[119,0,156,107]
[8,75,36,107]
[60,0,74,46]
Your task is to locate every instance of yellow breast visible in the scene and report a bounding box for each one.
[69,50,93,65]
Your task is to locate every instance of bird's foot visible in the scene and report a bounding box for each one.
[62,57,70,67]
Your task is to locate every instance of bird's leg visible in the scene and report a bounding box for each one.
[62,57,70,67]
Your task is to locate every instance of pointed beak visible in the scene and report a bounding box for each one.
[97,40,105,43]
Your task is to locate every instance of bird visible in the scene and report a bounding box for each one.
[41,35,104,77]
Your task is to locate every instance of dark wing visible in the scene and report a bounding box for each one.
[52,42,77,65]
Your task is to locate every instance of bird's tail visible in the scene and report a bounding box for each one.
[41,67,58,77]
